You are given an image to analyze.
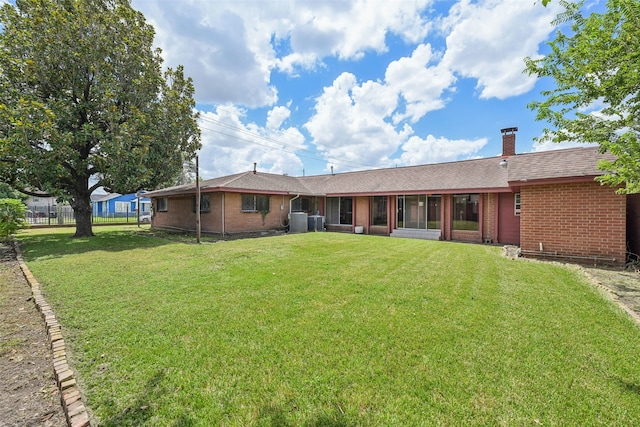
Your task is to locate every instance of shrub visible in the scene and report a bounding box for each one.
[0,198,28,242]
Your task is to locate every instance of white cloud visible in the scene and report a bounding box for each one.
[197,106,306,178]
[440,0,560,99]
[266,106,291,130]
[400,134,488,165]
[304,72,410,172]
[133,0,560,109]
[385,44,456,123]
[531,139,596,152]
[274,0,433,66]
[130,0,568,176]
[304,65,485,171]
[530,128,597,152]
[134,0,434,107]
[135,1,277,107]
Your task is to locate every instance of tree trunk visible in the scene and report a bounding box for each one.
[74,201,94,237]
[70,186,94,237]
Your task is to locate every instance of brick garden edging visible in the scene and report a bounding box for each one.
[13,239,91,427]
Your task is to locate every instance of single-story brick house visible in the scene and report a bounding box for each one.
[145,129,640,265]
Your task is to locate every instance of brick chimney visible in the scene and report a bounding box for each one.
[500,127,517,157]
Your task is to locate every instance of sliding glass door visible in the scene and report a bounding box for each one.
[397,195,440,230]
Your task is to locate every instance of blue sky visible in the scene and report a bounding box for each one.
[132,0,601,178]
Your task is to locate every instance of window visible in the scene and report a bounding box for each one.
[370,196,387,226]
[157,197,168,212]
[452,194,479,231]
[192,194,211,213]
[326,197,352,225]
[514,193,521,216]
[115,201,129,213]
[242,194,270,212]
[291,197,311,212]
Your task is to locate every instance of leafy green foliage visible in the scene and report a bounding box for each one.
[0,183,26,201]
[526,0,640,193]
[0,198,28,242]
[0,0,201,236]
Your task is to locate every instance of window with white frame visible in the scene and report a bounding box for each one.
[514,193,521,216]
[115,201,128,213]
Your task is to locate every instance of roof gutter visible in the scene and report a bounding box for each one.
[509,175,601,187]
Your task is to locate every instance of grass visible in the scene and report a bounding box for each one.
[18,226,640,426]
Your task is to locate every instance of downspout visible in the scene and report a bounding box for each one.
[387,195,392,236]
[285,194,300,231]
[221,192,225,236]
[352,197,357,233]
[494,193,500,244]
[279,195,287,227]
[445,195,451,241]
[289,194,300,217]
[478,193,484,242]
[440,195,445,240]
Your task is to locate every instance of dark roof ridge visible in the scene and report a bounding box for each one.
[297,146,602,180]
[510,145,599,158]
[297,155,500,180]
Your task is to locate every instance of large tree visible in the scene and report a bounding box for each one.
[525,0,640,193]
[0,0,201,236]
[0,183,26,201]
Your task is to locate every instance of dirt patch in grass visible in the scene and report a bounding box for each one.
[582,266,640,324]
[0,243,66,427]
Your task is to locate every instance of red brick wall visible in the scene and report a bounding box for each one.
[204,193,223,233]
[152,195,195,231]
[520,182,626,263]
[152,192,288,234]
[151,193,224,233]
[482,193,496,243]
[451,230,483,243]
[369,225,388,236]
[355,196,369,233]
[442,194,451,241]
[223,193,287,233]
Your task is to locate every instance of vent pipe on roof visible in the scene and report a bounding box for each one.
[331,166,334,175]
[501,127,517,157]
[253,162,257,174]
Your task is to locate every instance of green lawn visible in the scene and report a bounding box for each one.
[18,226,640,426]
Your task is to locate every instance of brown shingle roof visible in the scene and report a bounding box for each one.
[507,146,613,183]
[145,146,613,197]
[300,156,509,195]
[144,171,315,197]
